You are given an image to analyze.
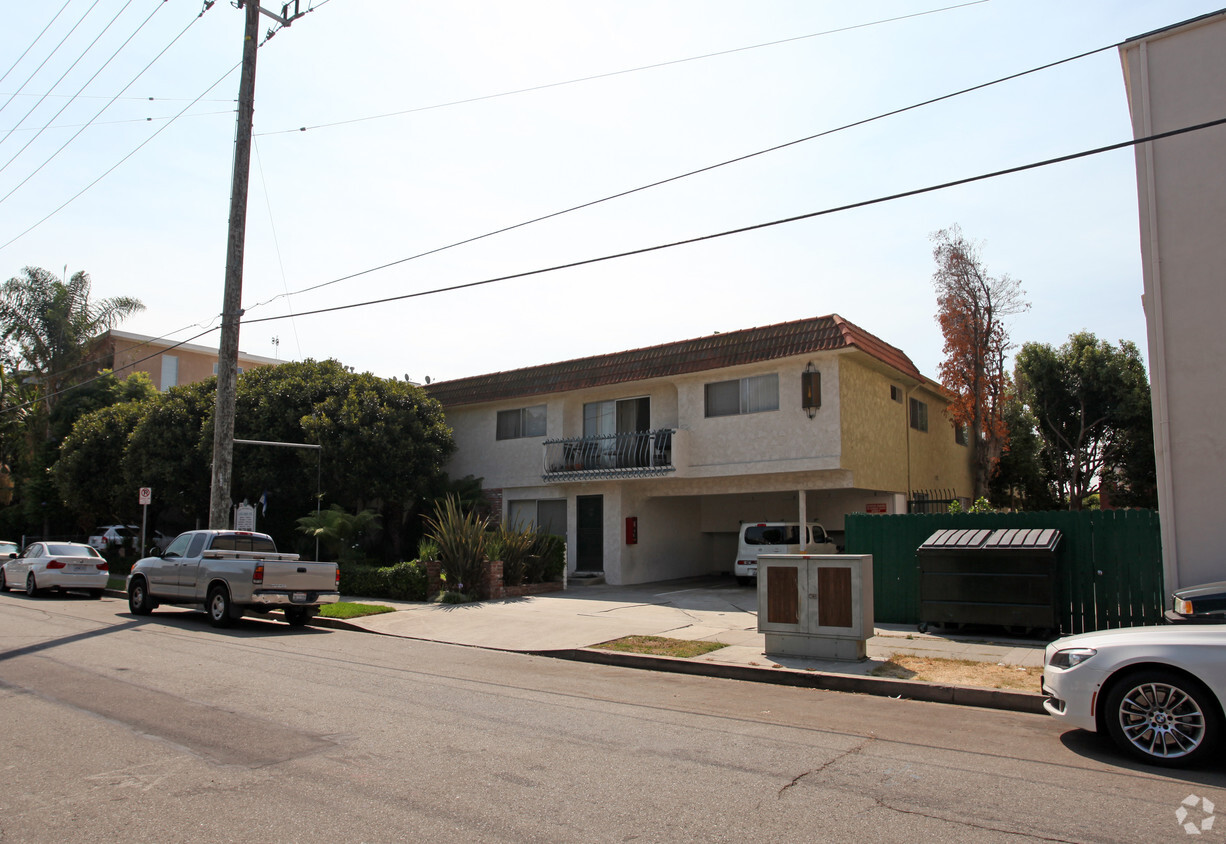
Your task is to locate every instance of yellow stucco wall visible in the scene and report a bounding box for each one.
[839,355,973,499]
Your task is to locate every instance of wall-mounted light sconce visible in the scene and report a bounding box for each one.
[802,362,821,419]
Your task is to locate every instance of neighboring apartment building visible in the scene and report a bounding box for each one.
[1120,9,1226,590]
[427,315,974,585]
[94,329,283,391]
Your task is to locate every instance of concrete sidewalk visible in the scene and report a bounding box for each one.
[328,577,1050,713]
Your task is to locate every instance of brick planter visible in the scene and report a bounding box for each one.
[425,559,564,601]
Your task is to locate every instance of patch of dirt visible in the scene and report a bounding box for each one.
[871,653,1042,691]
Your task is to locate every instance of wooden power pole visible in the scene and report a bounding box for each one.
[209,1,306,529]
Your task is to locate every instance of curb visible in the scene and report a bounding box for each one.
[532,647,1046,715]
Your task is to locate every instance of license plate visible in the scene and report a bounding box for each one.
[69,565,87,573]
[292,592,307,603]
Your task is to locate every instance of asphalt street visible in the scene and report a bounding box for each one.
[1,592,1223,843]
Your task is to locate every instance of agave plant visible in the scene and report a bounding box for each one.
[423,494,488,597]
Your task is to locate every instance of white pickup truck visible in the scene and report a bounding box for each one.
[126,530,340,628]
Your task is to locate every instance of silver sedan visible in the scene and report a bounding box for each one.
[0,541,109,599]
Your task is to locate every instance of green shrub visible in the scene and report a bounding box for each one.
[339,560,427,601]
[488,525,536,586]
[417,537,439,562]
[528,532,565,583]
[423,494,488,596]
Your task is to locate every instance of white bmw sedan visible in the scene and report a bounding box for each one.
[1043,625,1226,766]
[0,541,109,599]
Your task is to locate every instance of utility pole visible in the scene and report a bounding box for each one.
[208,1,307,530]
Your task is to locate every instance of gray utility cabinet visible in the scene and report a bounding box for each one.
[916,528,1062,633]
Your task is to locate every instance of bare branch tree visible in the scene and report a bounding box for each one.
[931,225,1029,499]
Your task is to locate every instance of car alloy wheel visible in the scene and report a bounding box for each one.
[1106,670,1220,765]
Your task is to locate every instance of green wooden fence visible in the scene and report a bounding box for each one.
[844,509,1164,635]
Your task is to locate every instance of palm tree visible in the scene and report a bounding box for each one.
[0,267,144,415]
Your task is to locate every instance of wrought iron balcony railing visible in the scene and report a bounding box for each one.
[542,429,676,481]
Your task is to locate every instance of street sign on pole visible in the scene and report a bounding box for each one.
[138,487,152,553]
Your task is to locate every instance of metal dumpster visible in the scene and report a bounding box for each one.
[916,528,1062,634]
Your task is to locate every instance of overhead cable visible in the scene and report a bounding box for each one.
[255,0,989,137]
[249,38,1116,311]
[240,115,1226,327]
[0,1,199,206]
[0,0,128,159]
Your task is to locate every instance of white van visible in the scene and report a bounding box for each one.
[734,522,836,585]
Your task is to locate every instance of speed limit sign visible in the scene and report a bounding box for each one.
[138,487,152,505]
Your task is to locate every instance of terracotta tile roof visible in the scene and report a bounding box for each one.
[425,314,925,407]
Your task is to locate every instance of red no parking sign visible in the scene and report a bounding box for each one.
[138,487,152,505]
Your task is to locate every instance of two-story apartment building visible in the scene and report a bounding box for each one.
[94,329,283,391]
[427,315,973,585]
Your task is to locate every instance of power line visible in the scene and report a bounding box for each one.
[0,0,101,123]
[0,0,74,92]
[240,115,1226,327]
[1,109,236,134]
[0,0,128,160]
[0,325,223,418]
[0,60,241,252]
[0,1,201,206]
[254,0,990,138]
[248,38,1116,312]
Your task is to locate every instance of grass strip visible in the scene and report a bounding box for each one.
[318,601,397,619]
[592,635,728,659]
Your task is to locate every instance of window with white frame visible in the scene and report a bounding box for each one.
[496,404,547,440]
[160,355,178,390]
[704,373,779,417]
[909,397,929,432]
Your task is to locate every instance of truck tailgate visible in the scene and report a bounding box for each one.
[259,560,338,593]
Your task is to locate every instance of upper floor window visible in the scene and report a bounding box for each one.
[954,423,968,446]
[496,405,546,440]
[705,373,779,417]
[890,384,903,403]
[584,397,649,436]
[909,397,929,432]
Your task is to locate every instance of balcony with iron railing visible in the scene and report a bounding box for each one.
[542,429,677,481]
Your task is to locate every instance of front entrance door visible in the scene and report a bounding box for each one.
[576,495,604,572]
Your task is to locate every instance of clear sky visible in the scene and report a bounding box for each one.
[1,1,1221,386]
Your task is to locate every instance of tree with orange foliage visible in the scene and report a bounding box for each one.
[930,225,1028,500]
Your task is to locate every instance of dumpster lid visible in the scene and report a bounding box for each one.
[918,527,1062,551]
[983,528,1061,551]
[918,528,992,550]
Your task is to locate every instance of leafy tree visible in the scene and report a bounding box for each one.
[0,267,143,418]
[299,369,454,558]
[1014,333,1152,510]
[988,394,1061,510]
[52,400,149,529]
[122,379,217,529]
[930,226,1029,499]
[52,360,455,560]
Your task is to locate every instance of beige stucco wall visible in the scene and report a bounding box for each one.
[1121,12,1226,588]
[109,335,276,391]
[437,349,972,584]
[676,354,842,476]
